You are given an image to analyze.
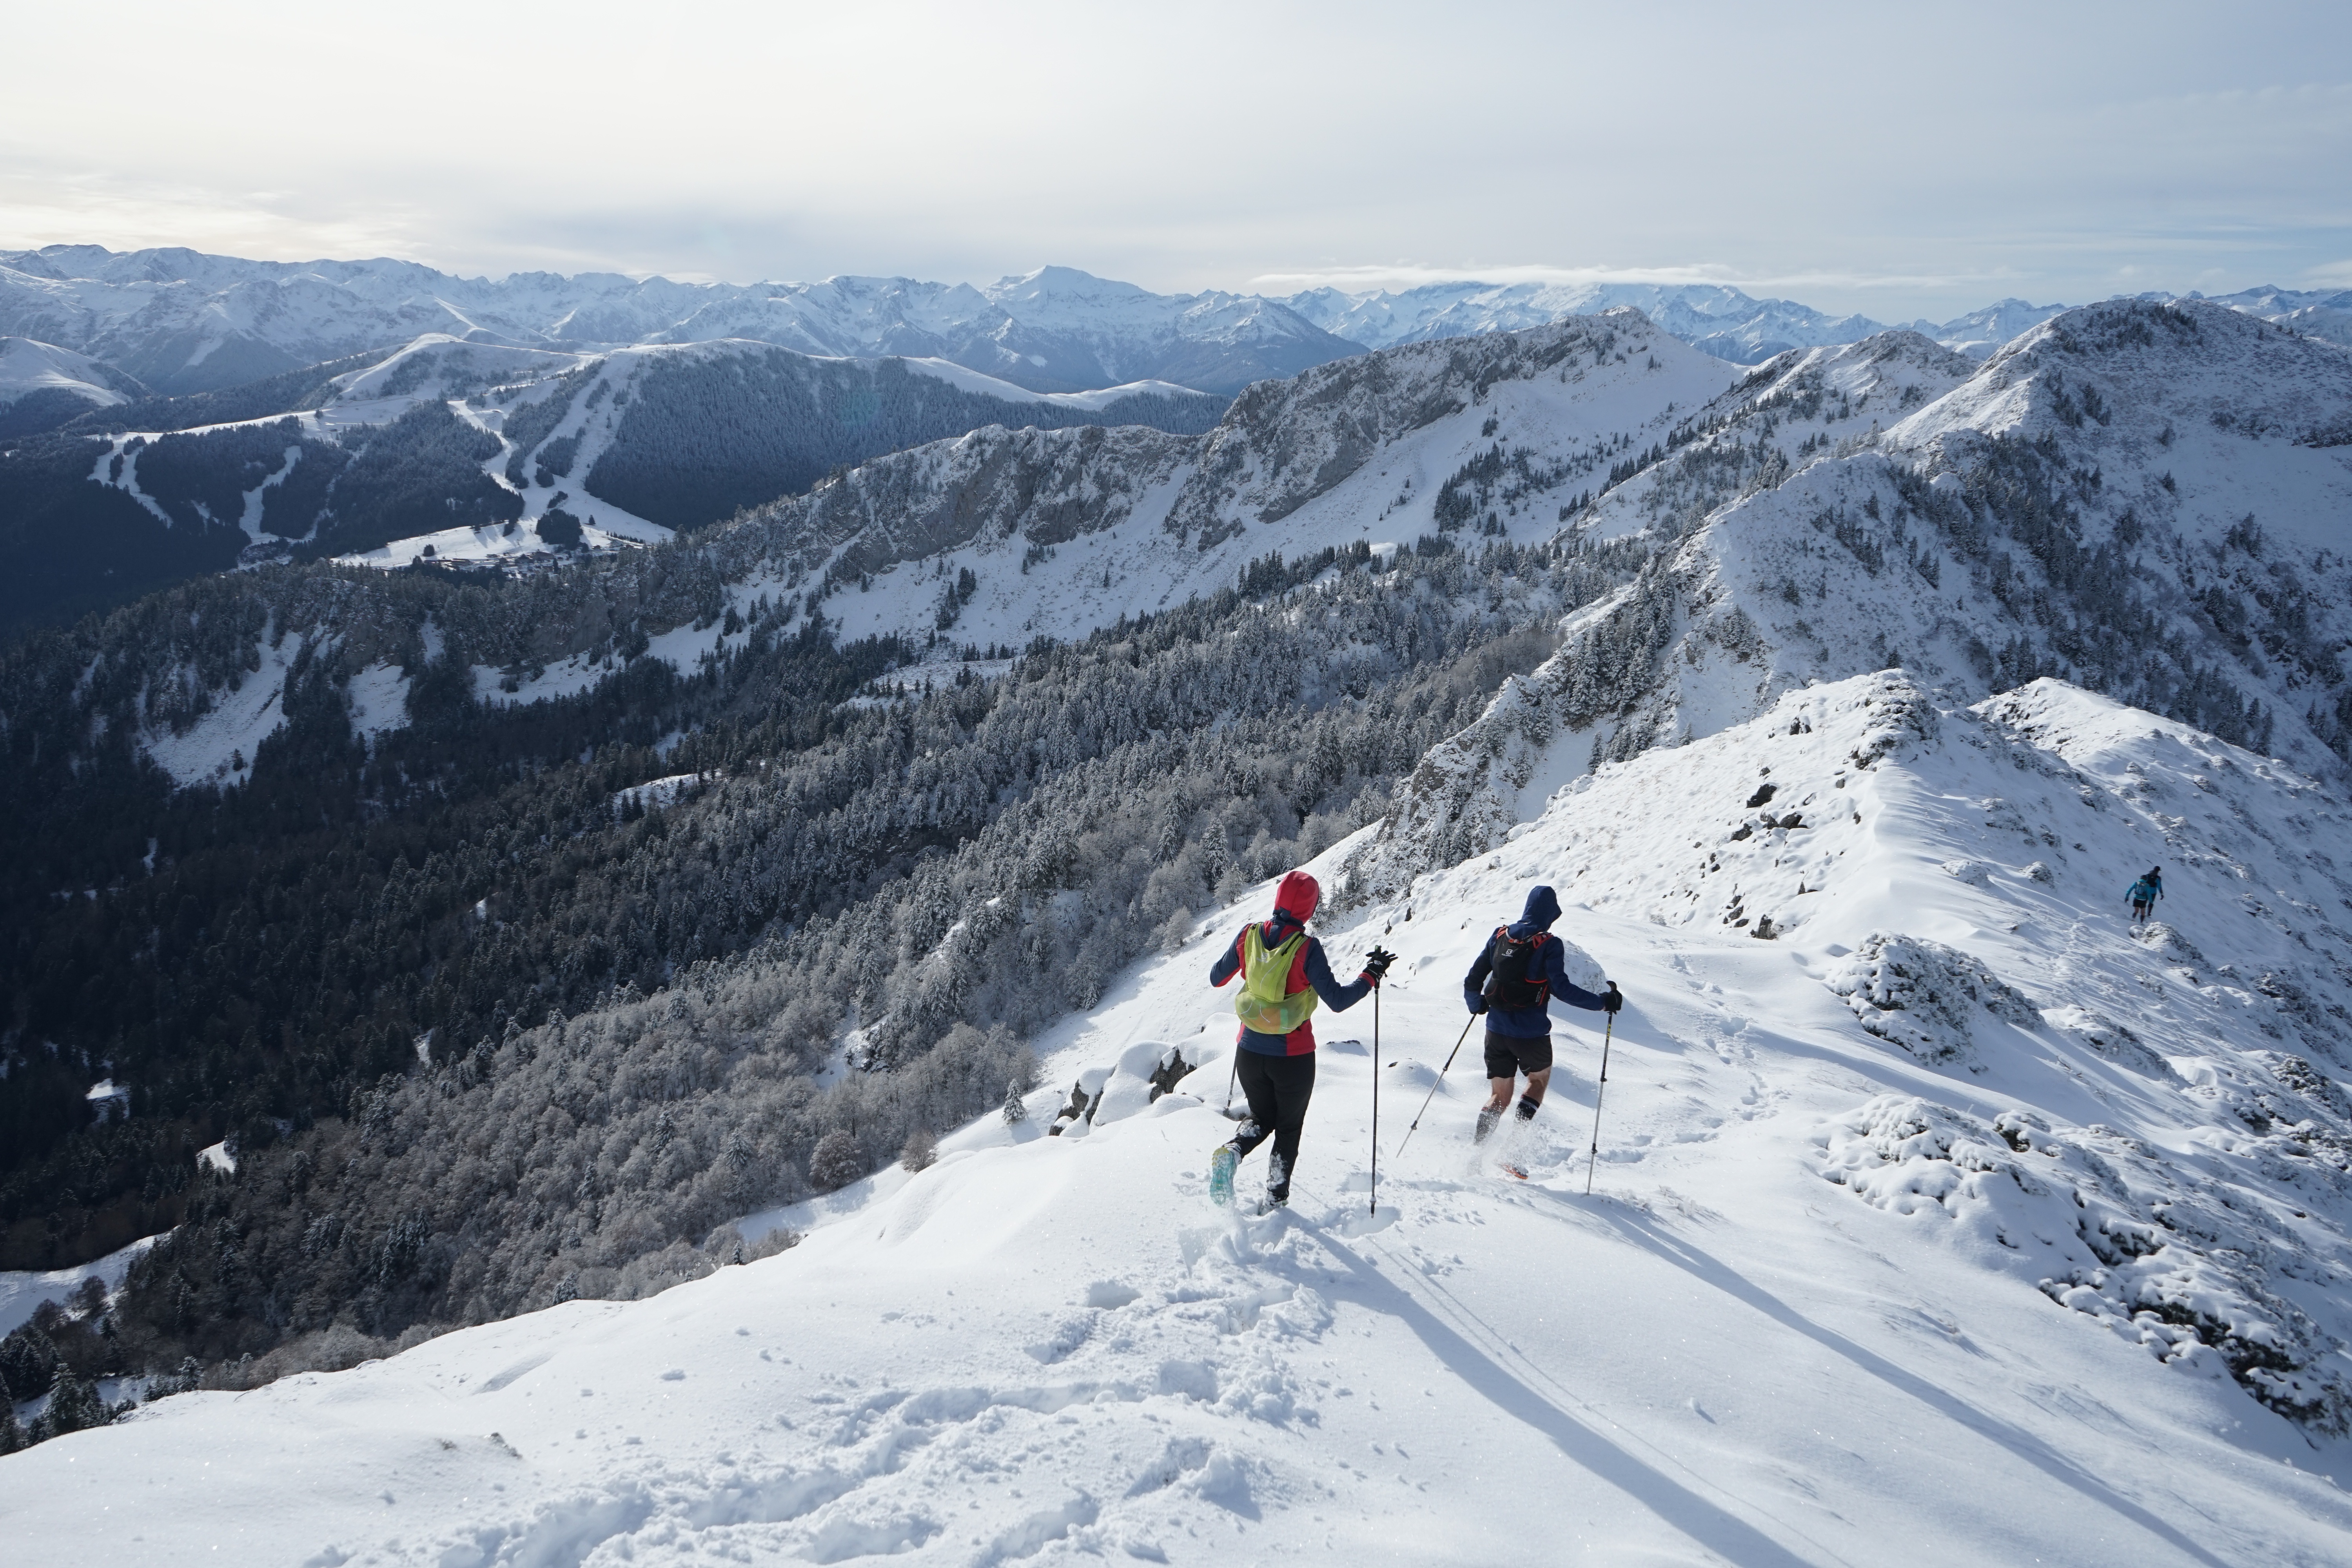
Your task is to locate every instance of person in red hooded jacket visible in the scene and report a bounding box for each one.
[1206,870,1394,1207]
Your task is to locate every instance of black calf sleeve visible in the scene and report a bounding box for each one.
[1515,1095,1541,1120]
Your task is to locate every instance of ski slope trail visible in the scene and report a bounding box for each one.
[6,672,2352,1564]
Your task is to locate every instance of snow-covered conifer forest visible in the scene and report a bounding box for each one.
[3,258,2352,1563]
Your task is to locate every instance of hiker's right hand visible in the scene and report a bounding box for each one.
[1602,982,1623,1014]
[1466,993,1489,1016]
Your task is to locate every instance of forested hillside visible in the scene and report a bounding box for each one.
[560,347,1226,532]
[0,536,1597,1383]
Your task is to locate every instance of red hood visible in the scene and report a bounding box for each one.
[1273,870,1320,925]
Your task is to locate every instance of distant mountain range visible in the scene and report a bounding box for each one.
[0,251,1357,397]
[1283,278,2352,364]
[6,246,2347,405]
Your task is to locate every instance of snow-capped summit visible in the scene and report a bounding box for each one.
[1912,297,2069,358]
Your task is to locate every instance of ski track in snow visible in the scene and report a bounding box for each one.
[11,675,2352,1564]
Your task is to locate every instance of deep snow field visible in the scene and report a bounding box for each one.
[6,671,2351,1564]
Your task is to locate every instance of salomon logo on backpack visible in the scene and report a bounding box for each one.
[1483,926,1549,1010]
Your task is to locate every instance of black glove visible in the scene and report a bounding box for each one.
[1602,982,1623,1015]
[1466,991,1489,1016]
[1362,946,1396,983]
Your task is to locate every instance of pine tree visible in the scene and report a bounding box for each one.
[41,1358,108,1437]
[1002,1080,1029,1125]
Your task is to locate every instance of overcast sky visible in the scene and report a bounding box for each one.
[3,0,2346,320]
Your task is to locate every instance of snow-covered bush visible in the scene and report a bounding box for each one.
[1825,933,2039,1067]
[1823,1090,2352,1436]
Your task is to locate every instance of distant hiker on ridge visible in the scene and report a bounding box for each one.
[1464,885,1620,1146]
[2128,866,2164,926]
[1208,870,1394,1209]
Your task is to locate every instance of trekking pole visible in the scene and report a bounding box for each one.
[1223,1051,1238,1117]
[1584,1008,1617,1196]
[1370,986,1380,1216]
[1394,1014,1479,1158]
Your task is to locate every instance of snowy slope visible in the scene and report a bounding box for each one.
[9,673,2351,1564]
[0,334,141,410]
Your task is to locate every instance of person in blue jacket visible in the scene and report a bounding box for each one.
[1463,885,1620,1143]
[2127,867,2163,925]
[1207,870,1393,1207]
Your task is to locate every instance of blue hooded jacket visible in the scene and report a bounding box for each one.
[1463,885,1610,1038]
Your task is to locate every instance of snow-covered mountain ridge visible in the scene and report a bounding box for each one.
[1358,300,2352,899]
[729,310,1730,633]
[8,671,2350,1563]
[1289,279,2352,365]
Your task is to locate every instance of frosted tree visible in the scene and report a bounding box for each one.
[808,1131,864,1192]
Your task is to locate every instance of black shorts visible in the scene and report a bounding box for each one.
[1484,1030,1553,1081]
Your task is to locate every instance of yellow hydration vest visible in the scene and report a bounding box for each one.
[1235,924,1318,1036]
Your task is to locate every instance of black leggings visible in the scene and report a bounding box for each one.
[1230,1049,1316,1201]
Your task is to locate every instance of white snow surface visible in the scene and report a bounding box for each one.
[347,661,411,745]
[896,356,1199,410]
[138,630,305,788]
[0,333,134,408]
[0,1234,157,1338]
[11,673,2352,1563]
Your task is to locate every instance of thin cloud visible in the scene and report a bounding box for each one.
[1248,263,2032,301]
